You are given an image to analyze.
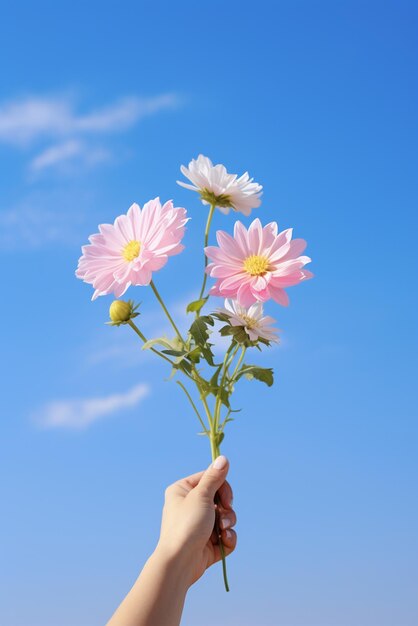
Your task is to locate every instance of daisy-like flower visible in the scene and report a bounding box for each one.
[177,154,262,216]
[205,218,313,306]
[76,198,188,300]
[218,299,279,343]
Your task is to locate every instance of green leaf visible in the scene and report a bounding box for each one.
[212,312,229,322]
[209,364,223,388]
[189,316,214,347]
[219,387,231,408]
[219,325,235,337]
[186,298,208,313]
[142,337,177,351]
[201,345,215,366]
[236,364,274,387]
[174,359,193,375]
[200,315,214,326]
[187,346,202,363]
[161,349,188,357]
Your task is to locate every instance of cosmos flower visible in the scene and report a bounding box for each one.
[205,218,313,306]
[177,154,262,216]
[76,198,188,300]
[218,299,279,343]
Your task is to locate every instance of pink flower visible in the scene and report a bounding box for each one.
[205,218,313,306]
[218,299,280,343]
[76,198,188,300]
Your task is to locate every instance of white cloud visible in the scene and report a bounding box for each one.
[0,92,180,176]
[34,383,150,429]
[28,139,110,173]
[0,93,179,145]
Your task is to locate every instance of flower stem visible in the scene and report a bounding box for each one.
[214,343,239,432]
[210,435,230,592]
[176,380,208,435]
[127,320,175,367]
[230,345,246,384]
[150,280,184,344]
[196,203,216,307]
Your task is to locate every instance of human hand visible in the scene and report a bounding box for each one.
[156,455,237,587]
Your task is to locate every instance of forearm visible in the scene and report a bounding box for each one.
[106,544,190,626]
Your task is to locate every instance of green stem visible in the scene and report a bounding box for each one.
[196,203,216,307]
[214,343,239,432]
[230,345,246,384]
[176,381,208,434]
[209,434,230,592]
[150,280,184,344]
[127,320,175,367]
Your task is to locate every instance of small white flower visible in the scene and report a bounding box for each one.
[177,154,262,216]
[219,298,279,343]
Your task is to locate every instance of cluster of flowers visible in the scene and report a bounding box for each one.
[77,154,312,341]
[76,154,312,591]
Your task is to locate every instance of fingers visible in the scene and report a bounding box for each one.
[165,458,233,503]
[195,455,229,501]
[217,479,233,509]
[218,507,237,530]
[211,505,237,542]
[212,528,237,563]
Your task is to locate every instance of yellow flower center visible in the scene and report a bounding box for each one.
[122,240,141,262]
[243,254,270,276]
[242,315,258,329]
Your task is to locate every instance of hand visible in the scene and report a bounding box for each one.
[156,455,237,587]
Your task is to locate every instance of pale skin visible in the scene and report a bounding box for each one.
[106,455,237,626]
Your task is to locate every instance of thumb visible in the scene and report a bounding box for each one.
[196,455,229,500]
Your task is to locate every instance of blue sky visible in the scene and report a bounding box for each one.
[1,1,417,624]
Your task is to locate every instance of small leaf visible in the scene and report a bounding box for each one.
[142,337,177,351]
[189,317,211,347]
[212,312,229,322]
[186,298,208,313]
[161,349,188,357]
[219,325,235,337]
[187,346,202,363]
[236,364,274,387]
[219,387,230,408]
[200,315,214,327]
[176,359,193,375]
[210,364,222,388]
[201,345,215,366]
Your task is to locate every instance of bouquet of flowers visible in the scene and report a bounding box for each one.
[76,154,313,591]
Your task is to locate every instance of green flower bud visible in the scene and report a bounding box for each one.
[108,300,139,326]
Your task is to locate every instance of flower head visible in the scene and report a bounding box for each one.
[76,198,188,300]
[218,299,279,344]
[177,154,262,216]
[205,218,313,306]
[108,299,139,326]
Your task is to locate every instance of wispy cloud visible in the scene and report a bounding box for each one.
[28,139,111,173]
[33,383,150,429]
[0,92,180,175]
[0,93,179,145]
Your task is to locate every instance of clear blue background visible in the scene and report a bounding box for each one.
[1,1,417,625]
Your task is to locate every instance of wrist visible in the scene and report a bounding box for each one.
[152,541,193,592]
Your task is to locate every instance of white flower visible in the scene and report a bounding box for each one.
[219,298,279,343]
[177,154,262,216]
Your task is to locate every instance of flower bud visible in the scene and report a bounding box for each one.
[109,300,135,324]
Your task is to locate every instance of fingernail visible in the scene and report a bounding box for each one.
[212,455,227,470]
[220,516,232,530]
[225,529,233,540]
